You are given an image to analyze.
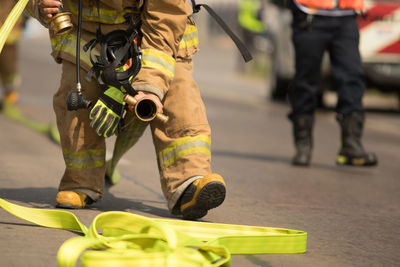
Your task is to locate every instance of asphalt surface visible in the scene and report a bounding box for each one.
[0,22,399,267]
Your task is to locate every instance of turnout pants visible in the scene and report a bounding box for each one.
[53,59,211,211]
[0,0,25,95]
[0,44,19,94]
[288,14,365,117]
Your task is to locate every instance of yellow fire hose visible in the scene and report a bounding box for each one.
[0,198,307,267]
[0,0,29,53]
[106,112,149,185]
[2,103,61,144]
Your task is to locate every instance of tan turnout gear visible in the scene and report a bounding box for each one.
[28,0,215,212]
[0,0,26,102]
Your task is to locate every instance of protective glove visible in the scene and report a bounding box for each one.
[89,86,125,138]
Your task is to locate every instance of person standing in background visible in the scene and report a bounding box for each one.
[288,0,378,167]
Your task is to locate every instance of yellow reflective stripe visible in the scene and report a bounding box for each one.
[161,147,211,169]
[179,38,199,49]
[159,135,211,169]
[67,0,131,24]
[62,148,105,158]
[50,34,98,67]
[65,160,104,170]
[63,148,105,170]
[184,25,198,35]
[179,25,199,49]
[141,49,175,79]
[160,135,211,156]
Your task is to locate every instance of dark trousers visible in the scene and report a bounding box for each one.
[288,14,365,117]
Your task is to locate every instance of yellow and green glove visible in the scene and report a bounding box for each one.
[89,86,125,138]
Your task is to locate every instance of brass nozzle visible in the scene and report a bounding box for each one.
[49,12,73,36]
[124,94,168,123]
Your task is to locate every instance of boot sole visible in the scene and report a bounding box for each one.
[336,155,378,166]
[292,160,311,167]
[55,202,85,209]
[181,181,226,220]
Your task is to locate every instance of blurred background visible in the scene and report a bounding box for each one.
[195,0,400,112]
[0,1,399,266]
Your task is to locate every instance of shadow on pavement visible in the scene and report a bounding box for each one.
[214,149,291,165]
[0,187,57,208]
[363,107,400,114]
[96,186,173,218]
[244,254,274,267]
[212,149,372,172]
[317,105,400,115]
[0,186,173,219]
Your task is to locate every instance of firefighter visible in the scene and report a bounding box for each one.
[0,0,26,106]
[26,0,226,220]
[287,0,378,167]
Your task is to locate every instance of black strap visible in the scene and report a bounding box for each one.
[84,0,140,97]
[85,29,141,96]
[191,1,252,62]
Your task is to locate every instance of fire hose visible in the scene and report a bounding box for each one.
[0,0,29,53]
[0,198,307,267]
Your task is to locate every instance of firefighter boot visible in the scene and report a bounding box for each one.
[291,114,314,166]
[56,191,93,209]
[180,174,226,220]
[336,112,378,166]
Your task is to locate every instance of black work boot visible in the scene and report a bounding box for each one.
[290,114,314,166]
[336,112,378,166]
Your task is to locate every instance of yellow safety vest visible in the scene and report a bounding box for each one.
[238,0,266,33]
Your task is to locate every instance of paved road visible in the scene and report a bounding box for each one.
[0,22,399,267]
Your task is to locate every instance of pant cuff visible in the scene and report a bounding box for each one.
[168,175,203,212]
[71,188,101,202]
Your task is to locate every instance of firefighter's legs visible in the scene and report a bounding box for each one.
[0,43,20,105]
[329,16,377,166]
[53,61,106,207]
[288,26,328,166]
[150,59,225,219]
[329,15,364,115]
